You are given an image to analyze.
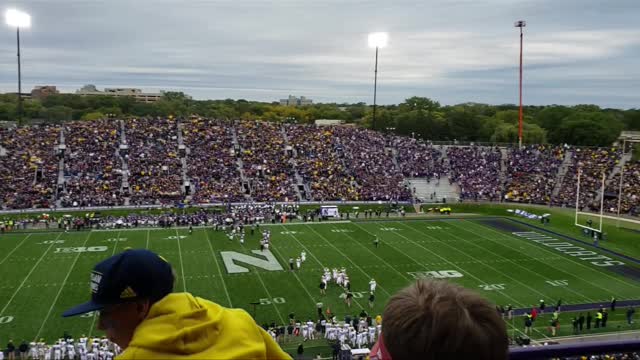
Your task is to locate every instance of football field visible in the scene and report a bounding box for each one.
[1,217,639,344]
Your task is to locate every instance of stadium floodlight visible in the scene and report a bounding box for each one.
[5,9,31,28]
[514,20,526,149]
[5,8,31,124]
[368,32,388,49]
[368,32,388,131]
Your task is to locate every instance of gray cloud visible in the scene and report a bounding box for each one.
[0,0,638,108]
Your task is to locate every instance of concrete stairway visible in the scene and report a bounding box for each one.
[118,120,131,206]
[407,177,460,203]
[606,151,632,187]
[177,121,190,199]
[499,148,508,190]
[551,150,574,197]
[55,129,66,207]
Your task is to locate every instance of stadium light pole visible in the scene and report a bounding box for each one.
[514,20,526,149]
[368,32,388,131]
[5,9,31,125]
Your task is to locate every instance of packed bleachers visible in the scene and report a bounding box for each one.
[335,126,412,201]
[61,119,123,207]
[446,146,502,201]
[391,136,442,179]
[237,120,296,202]
[604,160,640,216]
[183,118,245,203]
[285,124,358,201]
[554,147,622,209]
[126,117,183,205]
[503,145,565,204]
[1,119,637,217]
[0,125,60,209]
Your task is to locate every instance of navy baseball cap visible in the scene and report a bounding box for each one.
[62,249,174,317]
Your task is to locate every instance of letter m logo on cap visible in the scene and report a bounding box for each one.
[90,271,102,294]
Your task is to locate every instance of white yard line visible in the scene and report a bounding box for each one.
[304,225,392,297]
[34,231,94,340]
[0,233,32,266]
[235,241,286,325]
[175,229,187,292]
[88,231,122,337]
[0,232,63,317]
[203,229,233,307]
[357,222,524,307]
[268,244,320,309]
[279,226,366,310]
[145,229,150,249]
[462,220,640,296]
[398,221,558,303]
[347,222,419,281]
[435,221,597,303]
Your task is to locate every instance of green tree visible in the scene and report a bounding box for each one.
[81,112,105,121]
[43,105,73,122]
[555,112,624,146]
[0,102,16,121]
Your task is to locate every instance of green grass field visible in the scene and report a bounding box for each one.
[1,216,639,349]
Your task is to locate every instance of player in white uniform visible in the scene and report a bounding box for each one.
[28,342,37,360]
[66,344,75,360]
[43,346,51,360]
[300,251,306,262]
[369,278,377,293]
[306,320,315,340]
[356,331,366,348]
[295,257,301,269]
[240,232,245,244]
[301,322,308,340]
[86,351,96,360]
[52,343,61,360]
[338,327,347,344]
[368,325,377,344]
[349,327,357,345]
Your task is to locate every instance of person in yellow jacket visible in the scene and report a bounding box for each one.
[62,249,291,360]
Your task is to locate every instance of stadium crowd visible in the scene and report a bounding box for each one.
[334,126,411,201]
[391,136,442,179]
[126,117,183,205]
[503,145,565,204]
[446,145,502,201]
[61,120,123,208]
[604,160,640,216]
[554,147,622,208]
[237,120,297,202]
[183,118,245,203]
[285,124,357,201]
[0,125,60,209]
[1,119,637,217]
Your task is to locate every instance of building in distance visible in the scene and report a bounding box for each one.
[30,85,59,100]
[279,95,313,106]
[75,84,167,103]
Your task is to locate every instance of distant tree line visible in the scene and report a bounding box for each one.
[0,92,638,147]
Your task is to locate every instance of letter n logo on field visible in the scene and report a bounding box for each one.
[221,250,284,274]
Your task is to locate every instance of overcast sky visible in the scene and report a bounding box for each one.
[1,0,639,108]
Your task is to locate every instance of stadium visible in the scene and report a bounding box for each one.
[1,3,640,360]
